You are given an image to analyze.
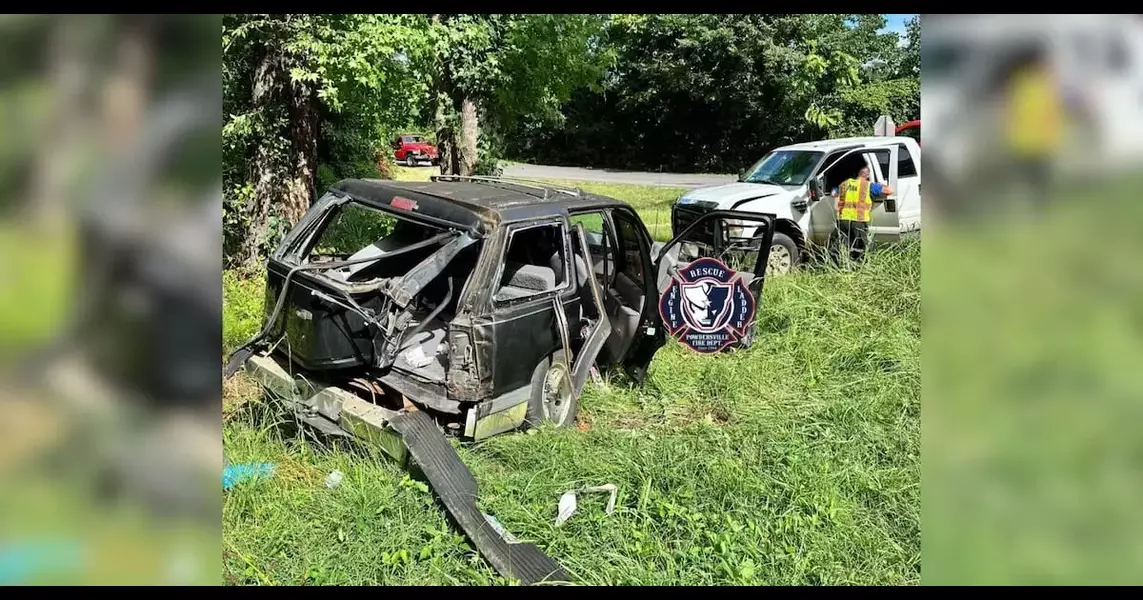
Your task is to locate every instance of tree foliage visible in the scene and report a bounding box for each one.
[503,14,919,172]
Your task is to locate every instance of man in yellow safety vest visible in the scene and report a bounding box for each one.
[829,166,894,266]
[1003,48,1066,201]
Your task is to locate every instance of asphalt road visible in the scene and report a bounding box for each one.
[501,163,735,189]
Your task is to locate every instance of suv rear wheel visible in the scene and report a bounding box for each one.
[524,351,577,429]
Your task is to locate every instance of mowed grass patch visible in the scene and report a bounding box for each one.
[222,178,919,585]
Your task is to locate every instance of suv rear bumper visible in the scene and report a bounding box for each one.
[243,352,409,464]
[244,351,530,443]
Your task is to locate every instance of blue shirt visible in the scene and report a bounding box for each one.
[832,181,884,197]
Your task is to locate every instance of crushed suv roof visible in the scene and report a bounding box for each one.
[332,178,629,231]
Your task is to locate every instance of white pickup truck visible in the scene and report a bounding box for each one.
[670,136,922,275]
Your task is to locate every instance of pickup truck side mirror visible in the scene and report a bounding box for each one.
[808,175,826,198]
[737,169,746,182]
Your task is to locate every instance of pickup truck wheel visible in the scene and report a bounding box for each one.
[524,351,577,429]
[766,232,799,276]
[726,232,799,277]
[405,155,417,168]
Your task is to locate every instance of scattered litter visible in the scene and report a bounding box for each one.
[222,462,275,490]
[482,513,519,544]
[402,346,433,368]
[0,539,83,585]
[324,470,344,489]
[554,492,577,527]
[554,483,618,527]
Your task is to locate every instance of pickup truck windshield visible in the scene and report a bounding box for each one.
[742,150,823,186]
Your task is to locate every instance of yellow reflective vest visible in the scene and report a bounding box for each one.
[836,178,873,223]
[1006,65,1064,157]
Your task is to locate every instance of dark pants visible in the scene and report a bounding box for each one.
[1010,154,1052,202]
[829,219,869,266]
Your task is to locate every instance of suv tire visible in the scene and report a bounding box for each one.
[523,350,577,430]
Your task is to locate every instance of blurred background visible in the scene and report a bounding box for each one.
[0,15,220,584]
[923,14,1143,584]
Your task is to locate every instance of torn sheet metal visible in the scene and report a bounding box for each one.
[554,484,618,527]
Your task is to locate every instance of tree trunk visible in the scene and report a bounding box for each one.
[27,15,91,227]
[430,14,458,177]
[281,81,317,227]
[435,95,480,177]
[457,96,479,176]
[102,15,154,156]
[234,48,287,274]
[234,19,320,274]
[435,90,459,176]
[430,15,480,178]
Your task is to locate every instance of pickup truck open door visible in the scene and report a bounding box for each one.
[809,145,900,240]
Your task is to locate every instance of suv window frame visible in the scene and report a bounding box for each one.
[609,206,650,289]
[570,209,619,289]
[490,218,573,307]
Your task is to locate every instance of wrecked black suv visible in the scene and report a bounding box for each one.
[226,176,776,440]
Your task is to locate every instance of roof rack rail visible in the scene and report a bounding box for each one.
[430,174,583,199]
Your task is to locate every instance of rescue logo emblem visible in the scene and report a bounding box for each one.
[658,257,755,353]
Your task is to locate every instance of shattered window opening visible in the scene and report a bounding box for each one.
[299,201,461,283]
[493,222,571,303]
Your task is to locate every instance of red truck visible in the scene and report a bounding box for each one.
[391,133,439,167]
[895,120,920,146]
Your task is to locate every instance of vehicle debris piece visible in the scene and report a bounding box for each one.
[555,492,577,527]
[387,410,569,584]
[554,483,618,527]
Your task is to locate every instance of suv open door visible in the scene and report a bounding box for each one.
[620,210,776,382]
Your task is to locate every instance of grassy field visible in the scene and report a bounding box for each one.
[222,167,920,585]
